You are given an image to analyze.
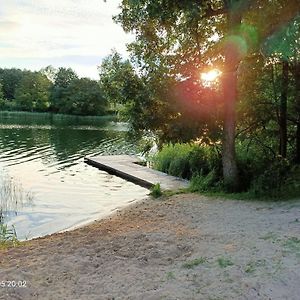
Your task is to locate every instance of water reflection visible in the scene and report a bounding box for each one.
[0,170,34,222]
[0,113,148,240]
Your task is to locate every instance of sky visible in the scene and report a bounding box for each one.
[0,0,133,79]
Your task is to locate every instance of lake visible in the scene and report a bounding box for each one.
[0,112,149,240]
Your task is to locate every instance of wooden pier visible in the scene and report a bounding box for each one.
[84,155,189,191]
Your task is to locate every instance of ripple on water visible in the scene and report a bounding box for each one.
[0,119,148,240]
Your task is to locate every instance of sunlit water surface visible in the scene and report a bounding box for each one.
[0,113,148,240]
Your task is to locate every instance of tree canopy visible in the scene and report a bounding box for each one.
[105,0,300,190]
[0,67,108,116]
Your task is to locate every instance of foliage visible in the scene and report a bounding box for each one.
[153,143,192,178]
[14,71,51,111]
[282,166,300,198]
[99,51,158,133]
[0,66,109,116]
[153,143,221,180]
[113,0,300,192]
[50,68,107,116]
[54,78,107,116]
[217,257,234,268]
[0,83,5,109]
[0,223,19,248]
[249,160,300,199]
[152,141,299,198]
[49,67,78,113]
[189,170,222,193]
[99,51,135,108]
[182,257,206,269]
[0,173,24,248]
[0,68,24,100]
[149,183,163,198]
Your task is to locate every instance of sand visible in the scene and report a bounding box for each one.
[0,193,300,300]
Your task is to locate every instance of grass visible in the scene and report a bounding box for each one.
[217,257,234,268]
[0,110,117,127]
[0,223,19,248]
[151,142,300,200]
[244,262,256,274]
[163,188,189,197]
[244,259,267,274]
[0,172,34,213]
[0,172,32,248]
[0,110,115,119]
[149,183,163,198]
[259,232,280,242]
[283,237,300,256]
[189,187,300,202]
[182,257,206,269]
[166,271,175,280]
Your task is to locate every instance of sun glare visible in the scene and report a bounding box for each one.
[201,69,222,85]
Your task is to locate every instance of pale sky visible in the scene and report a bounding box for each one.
[0,0,133,79]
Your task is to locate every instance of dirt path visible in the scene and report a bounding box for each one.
[0,193,300,300]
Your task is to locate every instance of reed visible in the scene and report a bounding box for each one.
[0,172,34,246]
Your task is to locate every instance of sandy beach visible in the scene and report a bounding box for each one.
[0,193,300,300]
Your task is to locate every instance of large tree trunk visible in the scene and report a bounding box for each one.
[295,62,300,164]
[222,70,239,190]
[296,123,300,164]
[279,60,288,158]
[222,10,241,191]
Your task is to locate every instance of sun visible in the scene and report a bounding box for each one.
[201,69,222,86]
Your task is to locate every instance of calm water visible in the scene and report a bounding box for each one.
[0,112,148,240]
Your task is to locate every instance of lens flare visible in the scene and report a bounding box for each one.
[201,69,222,84]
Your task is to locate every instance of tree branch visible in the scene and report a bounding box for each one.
[204,6,227,18]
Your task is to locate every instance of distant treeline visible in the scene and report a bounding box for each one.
[0,66,108,116]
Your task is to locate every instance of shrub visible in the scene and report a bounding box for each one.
[235,141,272,192]
[0,223,18,247]
[153,143,221,180]
[168,155,190,178]
[152,141,297,198]
[189,169,222,192]
[250,157,291,197]
[283,165,300,198]
[149,183,163,198]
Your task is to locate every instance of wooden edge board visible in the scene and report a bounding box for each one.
[84,157,154,189]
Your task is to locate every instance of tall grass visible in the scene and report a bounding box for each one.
[0,110,116,125]
[0,223,18,247]
[0,172,34,246]
[151,142,300,199]
[0,172,34,217]
[152,143,221,181]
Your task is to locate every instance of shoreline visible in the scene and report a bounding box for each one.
[1,193,300,299]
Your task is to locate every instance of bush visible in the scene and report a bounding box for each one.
[250,157,291,198]
[153,143,221,180]
[152,141,297,199]
[235,142,271,192]
[153,143,192,176]
[0,223,18,248]
[283,165,300,198]
[149,183,163,198]
[189,169,222,192]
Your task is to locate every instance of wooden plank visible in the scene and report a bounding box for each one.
[84,155,189,191]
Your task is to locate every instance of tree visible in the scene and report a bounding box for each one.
[59,78,107,115]
[99,51,131,109]
[292,62,300,163]
[14,71,51,112]
[0,83,5,109]
[116,0,300,190]
[50,67,78,112]
[0,83,4,100]
[0,68,24,101]
[261,12,300,162]
[40,65,57,83]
